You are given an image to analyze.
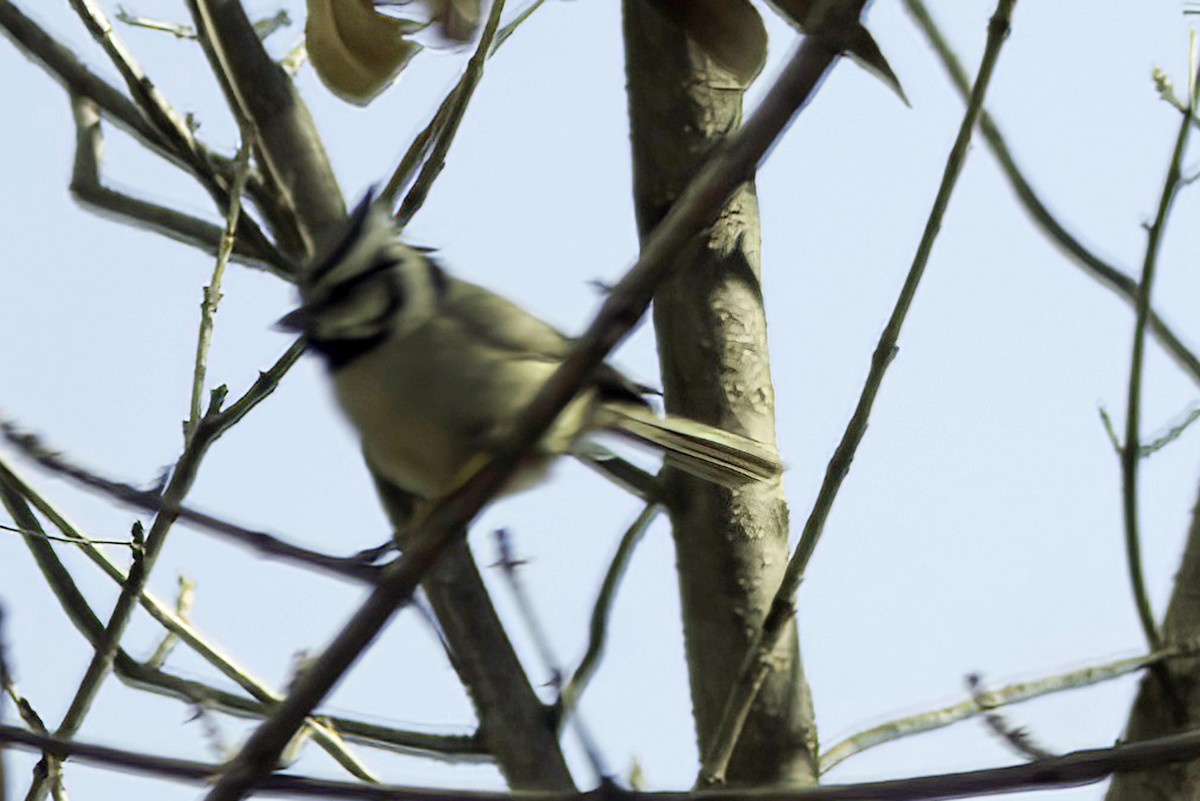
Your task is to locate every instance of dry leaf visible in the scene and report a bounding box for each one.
[305,0,423,105]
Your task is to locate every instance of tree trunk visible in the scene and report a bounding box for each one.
[1106,475,1200,801]
[623,2,818,786]
[372,476,575,791]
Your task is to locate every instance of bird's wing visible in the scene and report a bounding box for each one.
[441,279,650,404]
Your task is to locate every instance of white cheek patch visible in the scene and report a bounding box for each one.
[315,282,396,341]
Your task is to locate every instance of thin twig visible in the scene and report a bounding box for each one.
[820,647,1190,772]
[17,331,305,797]
[965,674,1056,761]
[0,496,475,767]
[491,530,558,682]
[204,31,842,801]
[698,2,1019,784]
[394,0,507,225]
[0,427,377,584]
[145,576,195,670]
[492,0,546,51]
[559,503,659,720]
[1,3,158,159]
[0,471,449,778]
[68,0,205,180]
[903,0,1200,388]
[66,0,288,264]
[0,2,288,272]
[1140,404,1200,457]
[381,0,543,207]
[3,472,379,791]
[1120,65,1198,652]
[1100,402,1200,460]
[186,0,344,251]
[114,6,196,38]
[492,531,610,783]
[187,132,254,440]
[15,720,1200,799]
[68,96,285,274]
[114,7,290,41]
[0,522,129,547]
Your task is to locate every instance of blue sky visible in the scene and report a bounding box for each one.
[2,1,1199,798]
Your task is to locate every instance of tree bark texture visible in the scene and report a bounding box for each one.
[623,2,818,786]
[372,476,575,791]
[1106,475,1200,801]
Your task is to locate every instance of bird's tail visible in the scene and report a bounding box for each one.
[594,403,782,488]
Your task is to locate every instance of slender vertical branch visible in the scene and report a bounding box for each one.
[559,503,659,719]
[383,0,541,207]
[187,134,253,441]
[381,0,543,207]
[698,0,1019,784]
[1119,67,1198,651]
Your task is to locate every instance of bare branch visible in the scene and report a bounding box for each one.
[0,424,376,584]
[394,0,507,225]
[186,0,344,251]
[699,2,1018,783]
[1118,59,1199,652]
[492,531,610,783]
[0,2,290,275]
[381,0,548,208]
[64,0,289,265]
[0,469,480,764]
[68,96,286,274]
[902,0,1200,388]
[11,720,1200,800]
[204,28,845,801]
[0,2,164,149]
[965,674,1057,761]
[820,648,1191,772]
[0,467,380,782]
[559,504,659,721]
[186,127,254,439]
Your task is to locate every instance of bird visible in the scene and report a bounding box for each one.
[278,191,782,501]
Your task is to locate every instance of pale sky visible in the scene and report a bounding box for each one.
[2,2,1199,799]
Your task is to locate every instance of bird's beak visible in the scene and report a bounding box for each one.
[275,306,310,333]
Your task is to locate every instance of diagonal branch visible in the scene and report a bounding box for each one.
[185,0,344,251]
[0,0,166,152]
[0,436,375,582]
[698,0,1019,783]
[68,96,285,274]
[0,462,482,761]
[381,0,548,207]
[0,0,289,273]
[902,0,1200,388]
[180,1,582,790]
[0,476,382,783]
[203,31,846,801]
[392,0,505,224]
[21,334,307,801]
[559,503,659,722]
